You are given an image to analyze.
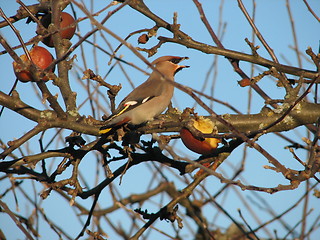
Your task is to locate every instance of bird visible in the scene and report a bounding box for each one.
[99,56,189,135]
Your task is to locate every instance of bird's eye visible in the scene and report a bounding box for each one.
[169,58,181,64]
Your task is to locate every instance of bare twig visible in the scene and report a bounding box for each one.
[0,200,35,240]
[303,0,320,22]
[0,7,31,60]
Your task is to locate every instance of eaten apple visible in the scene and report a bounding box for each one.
[180,117,221,155]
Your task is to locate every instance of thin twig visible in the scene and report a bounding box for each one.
[192,0,275,105]
[303,0,320,22]
[0,7,31,59]
[0,200,35,240]
[237,0,290,90]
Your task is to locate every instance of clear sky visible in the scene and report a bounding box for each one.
[1,1,320,239]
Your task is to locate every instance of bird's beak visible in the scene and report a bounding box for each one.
[175,57,190,74]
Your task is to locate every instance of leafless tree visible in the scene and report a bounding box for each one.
[0,1,319,239]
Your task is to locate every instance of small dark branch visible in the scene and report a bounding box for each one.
[237,0,280,65]
[192,0,223,48]
[0,34,22,64]
[0,200,35,240]
[130,208,160,240]
[109,25,159,63]
[0,151,69,171]
[75,192,101,240]
[90,182,174,216]
[245,38,260,56]
[0,2,53,29]
[134,208,158,220]
[238,209,260,240]
[51,0,131,71]
[130,161,218,239]
[306,47,320,71]
[0,8,31,60]
[136,38,165,57]
[16,0,44,31]
[83,68,122,114]
[0,124,46,159]
[192,0,276,105]
[136,205,182,226]
[307,119,320,178]
[79,35,148,74]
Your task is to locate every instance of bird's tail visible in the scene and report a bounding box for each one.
[99,126,112,135]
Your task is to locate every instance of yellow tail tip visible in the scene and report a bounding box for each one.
[99,127,112,135]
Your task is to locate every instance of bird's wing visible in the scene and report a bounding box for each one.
[111,78,164,117]
[105,77,165,122]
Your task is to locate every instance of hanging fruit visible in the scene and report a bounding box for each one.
[13,46,54,82]
[39,12,76,47]
[180,117,221,155]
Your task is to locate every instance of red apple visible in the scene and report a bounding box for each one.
[13,46,54,82]
[40,12,76,47]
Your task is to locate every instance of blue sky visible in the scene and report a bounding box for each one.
[1,1,320,239]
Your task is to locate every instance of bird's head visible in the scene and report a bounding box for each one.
[151,56,189,77]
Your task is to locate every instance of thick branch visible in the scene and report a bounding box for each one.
[2,90,320,137]
[0,90,97,135]
[141,102,320,135]
[128,0,317,79]
[158,36,317,79]
[0,90,43,122]
[51,1,78,115]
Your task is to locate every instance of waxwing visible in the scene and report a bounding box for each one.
[99,56,189,134]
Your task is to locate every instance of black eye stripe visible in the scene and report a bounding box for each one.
[170,58,181,64]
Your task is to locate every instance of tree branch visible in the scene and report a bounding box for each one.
[127,0,317,79]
